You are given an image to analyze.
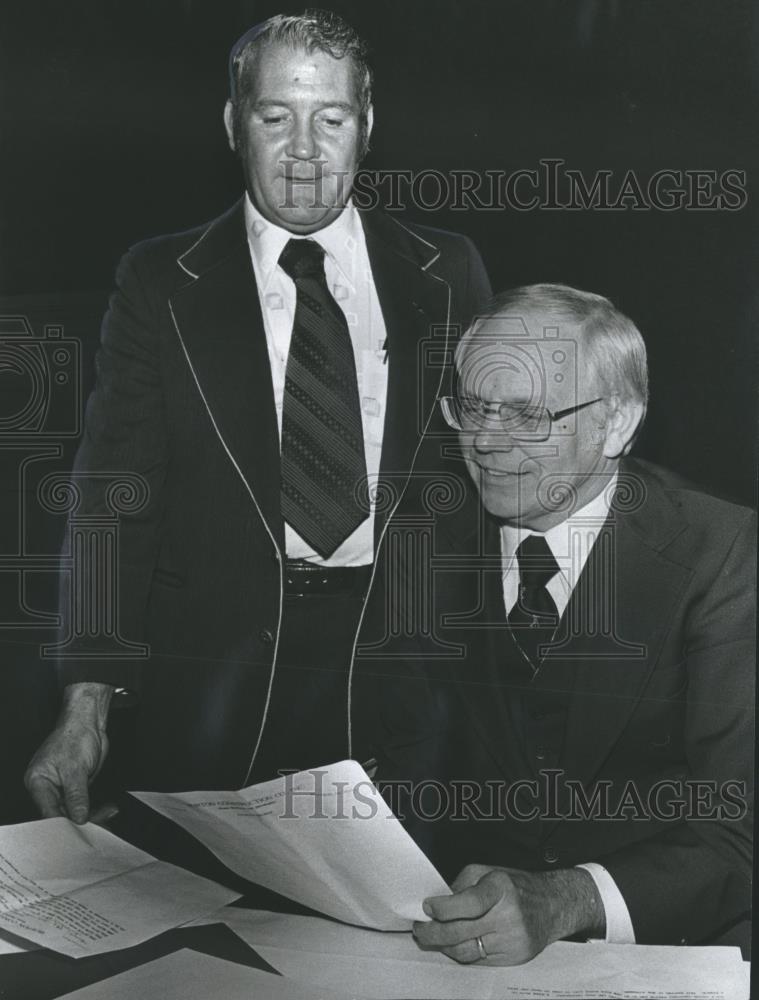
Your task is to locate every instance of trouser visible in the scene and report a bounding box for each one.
[249,562,371,783]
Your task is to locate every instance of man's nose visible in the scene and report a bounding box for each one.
[287,119,319,160]
[472,424,516,453]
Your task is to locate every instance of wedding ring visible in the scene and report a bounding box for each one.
[475,935,488,960]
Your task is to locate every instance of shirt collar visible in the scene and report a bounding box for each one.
[243,193,361,292]
[500,471,619,587]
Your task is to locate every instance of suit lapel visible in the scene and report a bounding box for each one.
[439,510,528,779]
[168,200,284,550]
[546,463,692,785]
[170,205,453,555]
[443,464,694,789]
[360,211,453,542]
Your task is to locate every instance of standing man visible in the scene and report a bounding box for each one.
[375,284,754,956]
[24,10,491,819]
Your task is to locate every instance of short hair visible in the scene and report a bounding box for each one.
[228,10,373,156]
[458,283,649,432]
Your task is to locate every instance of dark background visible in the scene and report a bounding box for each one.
[0,0,756,820]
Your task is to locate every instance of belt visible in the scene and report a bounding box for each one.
[284,559,372,597]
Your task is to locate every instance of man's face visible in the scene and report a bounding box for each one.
[224,43,370,233]
[457,314,617,530]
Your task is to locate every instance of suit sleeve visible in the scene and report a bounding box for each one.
[597,509,755,945]
[57,247,169,694]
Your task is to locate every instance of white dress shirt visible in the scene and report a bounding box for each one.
[244,195,388,566]
[499,472,636,944]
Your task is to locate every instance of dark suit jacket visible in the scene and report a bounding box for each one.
[57,199,491,790]
[362,457,755,948]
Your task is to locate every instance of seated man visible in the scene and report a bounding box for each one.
[365,284,754,963]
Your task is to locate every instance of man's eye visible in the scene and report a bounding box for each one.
[323,118,344,127]
[460,398,487,417]
[257,111,289,125]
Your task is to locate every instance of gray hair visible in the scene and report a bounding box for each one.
[228,10,373,157]
[458,283,649,430]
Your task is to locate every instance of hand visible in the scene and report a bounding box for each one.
[24,683,118,825]
[413,864,604,966]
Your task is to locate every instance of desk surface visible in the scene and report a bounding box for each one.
[0,919,274,1000]
[0,795,320,1000]
[0,796,752,999]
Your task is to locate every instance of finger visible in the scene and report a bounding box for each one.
[423,877,502,923]
[414,914,490,949]
[90,803,119,826]
[90,738,109,781]
[62,778,91,825]
[421,894,447,918]
[26,776,65,819]
[414,923,502,964]
[451,864,491,893]
[443,939,484,965]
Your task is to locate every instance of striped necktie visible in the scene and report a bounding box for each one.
[279,238,369,558]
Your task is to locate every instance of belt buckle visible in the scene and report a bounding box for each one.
[285,561,331,596]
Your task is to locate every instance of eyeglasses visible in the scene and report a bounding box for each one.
[440,395,605,442]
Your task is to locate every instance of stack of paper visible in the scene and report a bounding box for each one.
[0,818,238,957]
[59,949,357,999]
[192,908,751,1000]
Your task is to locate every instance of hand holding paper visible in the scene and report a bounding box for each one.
[415,864,605,966]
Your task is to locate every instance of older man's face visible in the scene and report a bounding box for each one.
[225,42,369,233]
[457,314,616,530]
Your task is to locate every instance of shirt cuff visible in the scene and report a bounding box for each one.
[576,862,636,944]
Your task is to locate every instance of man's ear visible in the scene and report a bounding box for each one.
[223,100,236,151]
[365,103,374,143]
[602,397,644,459]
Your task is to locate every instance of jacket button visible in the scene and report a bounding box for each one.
[543,848,559,864]
[259,628,274,645]
[535,746,547,761]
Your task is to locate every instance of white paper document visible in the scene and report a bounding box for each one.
[59,948,357,1000]
[133,760,450,930]
[0,818,238,958]
[193,907,751,1000]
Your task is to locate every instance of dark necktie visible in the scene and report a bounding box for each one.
[507,534,560,673]
[279,238,368,558]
